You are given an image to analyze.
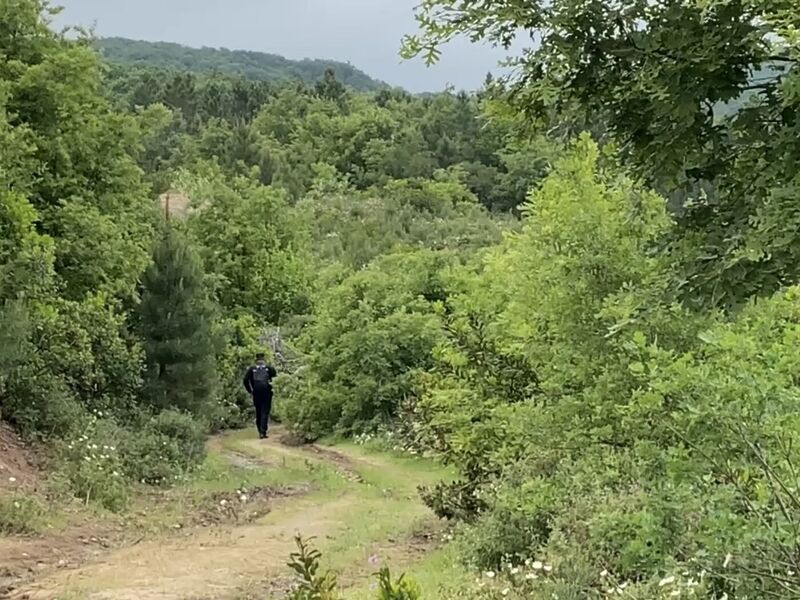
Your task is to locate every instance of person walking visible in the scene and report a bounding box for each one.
[243,353,277,439]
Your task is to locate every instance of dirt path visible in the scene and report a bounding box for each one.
[2,430,443,600]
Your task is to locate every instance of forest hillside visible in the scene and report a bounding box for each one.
[96,37,386,91]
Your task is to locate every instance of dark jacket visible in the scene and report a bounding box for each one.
[243,362,277,395]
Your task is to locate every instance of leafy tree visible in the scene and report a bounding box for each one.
[404,0,800,307]
[138,227,219,413]
[1,0,156,302]
[181,166,313,321]
[283,250,452,438]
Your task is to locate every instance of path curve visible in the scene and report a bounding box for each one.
[4,431,432,600]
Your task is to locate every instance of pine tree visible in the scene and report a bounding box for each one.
[139,227,219,413]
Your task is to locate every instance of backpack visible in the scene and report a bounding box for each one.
[251,364,272,392]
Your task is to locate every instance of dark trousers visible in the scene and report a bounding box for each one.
[253,391,273,436]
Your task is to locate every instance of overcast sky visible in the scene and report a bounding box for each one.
[53,0,510,92]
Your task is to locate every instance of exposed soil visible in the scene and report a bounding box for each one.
[0,423,42,492]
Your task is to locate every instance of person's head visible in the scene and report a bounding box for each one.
[255,352,266,363]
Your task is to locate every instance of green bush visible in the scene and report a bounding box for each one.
[45,410,205,510]
[287,535,340,600]
[55,419,131,511]
[375,567,421,600]
[0,493,47,534]
[284,536,421,600]
[2,369,86,440]
[2,294,145,438]
[182,167,313,321]
[121,410,207,485]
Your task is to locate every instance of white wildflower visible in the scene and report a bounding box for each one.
[501,589,509,597]
[485,571,496,579]
[532,561,543,570]
[543,565,553,573]
[510,567,520,575]
[600,569,609,578]
[525,573,537,581]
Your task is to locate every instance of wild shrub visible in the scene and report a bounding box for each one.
[54,418,130,511]
[120,410,207,486]
[286,535,340,600]
[0,493,47,534]
[285,536,421,600]
[375,567,421,600]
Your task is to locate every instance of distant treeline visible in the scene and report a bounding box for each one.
[96,37,386,91]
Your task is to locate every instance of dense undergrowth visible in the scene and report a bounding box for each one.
[3,0,800,598]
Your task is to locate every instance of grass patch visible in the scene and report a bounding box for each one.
[341,545,470,600]
[218,431,354,494]
[315,439,454,492]
[124,430,355,533]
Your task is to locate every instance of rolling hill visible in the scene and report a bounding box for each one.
[95,37,387,91]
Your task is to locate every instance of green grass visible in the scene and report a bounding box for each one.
[311,437,454,492]
[218,431,355,494]
[319,497,432,568]
[340,544,471,599]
